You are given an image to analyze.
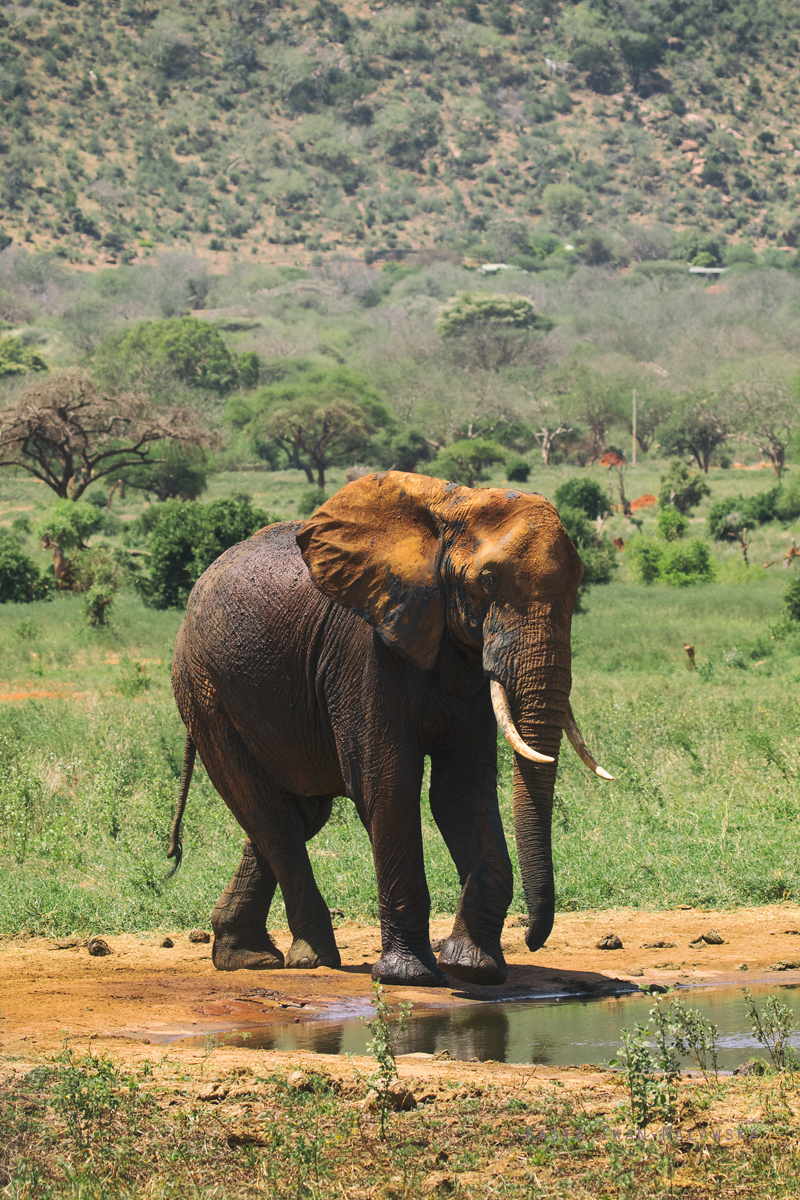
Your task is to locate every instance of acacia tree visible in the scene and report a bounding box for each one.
[727,369,795,481]
[658,391,731,474]
[437,293,554,371]
[0,371,208,500]
[234,365,394,488]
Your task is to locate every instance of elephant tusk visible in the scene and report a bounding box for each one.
[564,702,614,780]
[490,680,555,764]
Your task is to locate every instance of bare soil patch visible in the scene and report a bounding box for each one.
[3,904,799,1081]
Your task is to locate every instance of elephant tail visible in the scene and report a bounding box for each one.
[165,734,196,880]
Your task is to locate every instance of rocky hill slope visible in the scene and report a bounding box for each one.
[1,0,799,268]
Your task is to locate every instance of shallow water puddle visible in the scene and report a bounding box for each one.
[163,983,800,1069]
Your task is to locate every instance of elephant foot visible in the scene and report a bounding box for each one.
[371,951,449,988]
[212,930,285,972]
[437,936,507,986]
[286,937,341,970]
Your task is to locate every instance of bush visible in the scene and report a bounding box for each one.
[136,494,280,609]
[658,461,711,515]
[627,536,716,586]
[122,441,213,502]
[785,577,800,623]
[298,487,326,516]
[707,489,780,539]
[656,508,689,541]
[558,504,616,610]
[429,438,506,488]
[553,477,608,521]
[773,481,800,522]
[506,458,531,483]
[0,532,53,603]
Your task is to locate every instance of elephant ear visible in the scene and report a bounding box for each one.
[297,471,448,670]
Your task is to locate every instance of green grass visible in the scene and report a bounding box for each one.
[3,1045,800,1199]
[0,464,799,935]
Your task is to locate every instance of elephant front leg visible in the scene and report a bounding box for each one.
[360,772,449,988]
[428,736,513,986]
[211,838,285,971]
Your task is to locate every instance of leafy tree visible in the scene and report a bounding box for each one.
[657,394,731,474]
[230,365,393,489]
[0,531,53,603]
[95,317,243,398]
[707,489,780,541]
[657,461,711,514]
[136,495,279,610]
[36,499,100,588]
[725,369,795,481]
[0,335,48,378]
[429,438,507,487]
[553,477,608,522]
[542,183,586,229]
[0,372,207,500]
[121,441,213,501]
[656,508,689,541]
[557,504,616,611]
[569,370,625,464]
[437,293,553,371]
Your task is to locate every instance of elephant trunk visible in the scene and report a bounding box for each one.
[483,604,572,953]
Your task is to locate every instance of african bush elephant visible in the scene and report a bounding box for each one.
[169,471,611,987]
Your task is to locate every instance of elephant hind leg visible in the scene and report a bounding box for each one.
[196,716,340,971]
[212,838,285,971]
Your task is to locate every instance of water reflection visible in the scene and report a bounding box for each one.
[169,984,800,1070]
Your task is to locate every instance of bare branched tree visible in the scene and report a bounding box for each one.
[0,371,210,500]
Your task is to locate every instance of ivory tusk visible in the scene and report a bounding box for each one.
[490,680,555,765]
[564,702,614,780]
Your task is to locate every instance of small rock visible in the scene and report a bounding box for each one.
[423,1171,456,1194]
[160,936,174,948]
[627,968,644,977]
[188,929,211,944]
[596,934,623,950]
[87,936,111,957]
[733,1058,767,1077]
[639,983,669,995]
[432,1049,452,1061]
[387,1080,417,1111]
[783,929,800,935]
[198,1083,229,1102]
[287,1070,313,1091]
[769,960,800,972]
[736,963,749,971]
[679,138,699,152]
[691,929,725,946]
[509,916,530,928]
[641,941,677,949]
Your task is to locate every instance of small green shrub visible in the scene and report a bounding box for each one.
[298,487,327,516]
[506,457,531,483]
[554,476,608,521]
[0,532,53,603]
[658,461,710,515]
[430,438,506,488]
[656,507,689,541]
[708,488,780,539]
[627,537,715,586]
[784,577,800,622]
[659,539,715,587]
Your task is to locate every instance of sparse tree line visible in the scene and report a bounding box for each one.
[2,281,800,617]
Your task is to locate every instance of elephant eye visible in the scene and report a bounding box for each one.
[479,568,498,592]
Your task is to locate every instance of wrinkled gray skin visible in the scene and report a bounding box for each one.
[171,473,582,987]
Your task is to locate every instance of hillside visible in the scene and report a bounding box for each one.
[2,0,800,269]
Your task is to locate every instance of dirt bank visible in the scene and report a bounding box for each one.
[2,904,799,1078]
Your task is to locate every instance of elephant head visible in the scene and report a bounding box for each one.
[296,470,611,954]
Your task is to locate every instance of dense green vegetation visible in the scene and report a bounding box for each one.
[3,0,800,264]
